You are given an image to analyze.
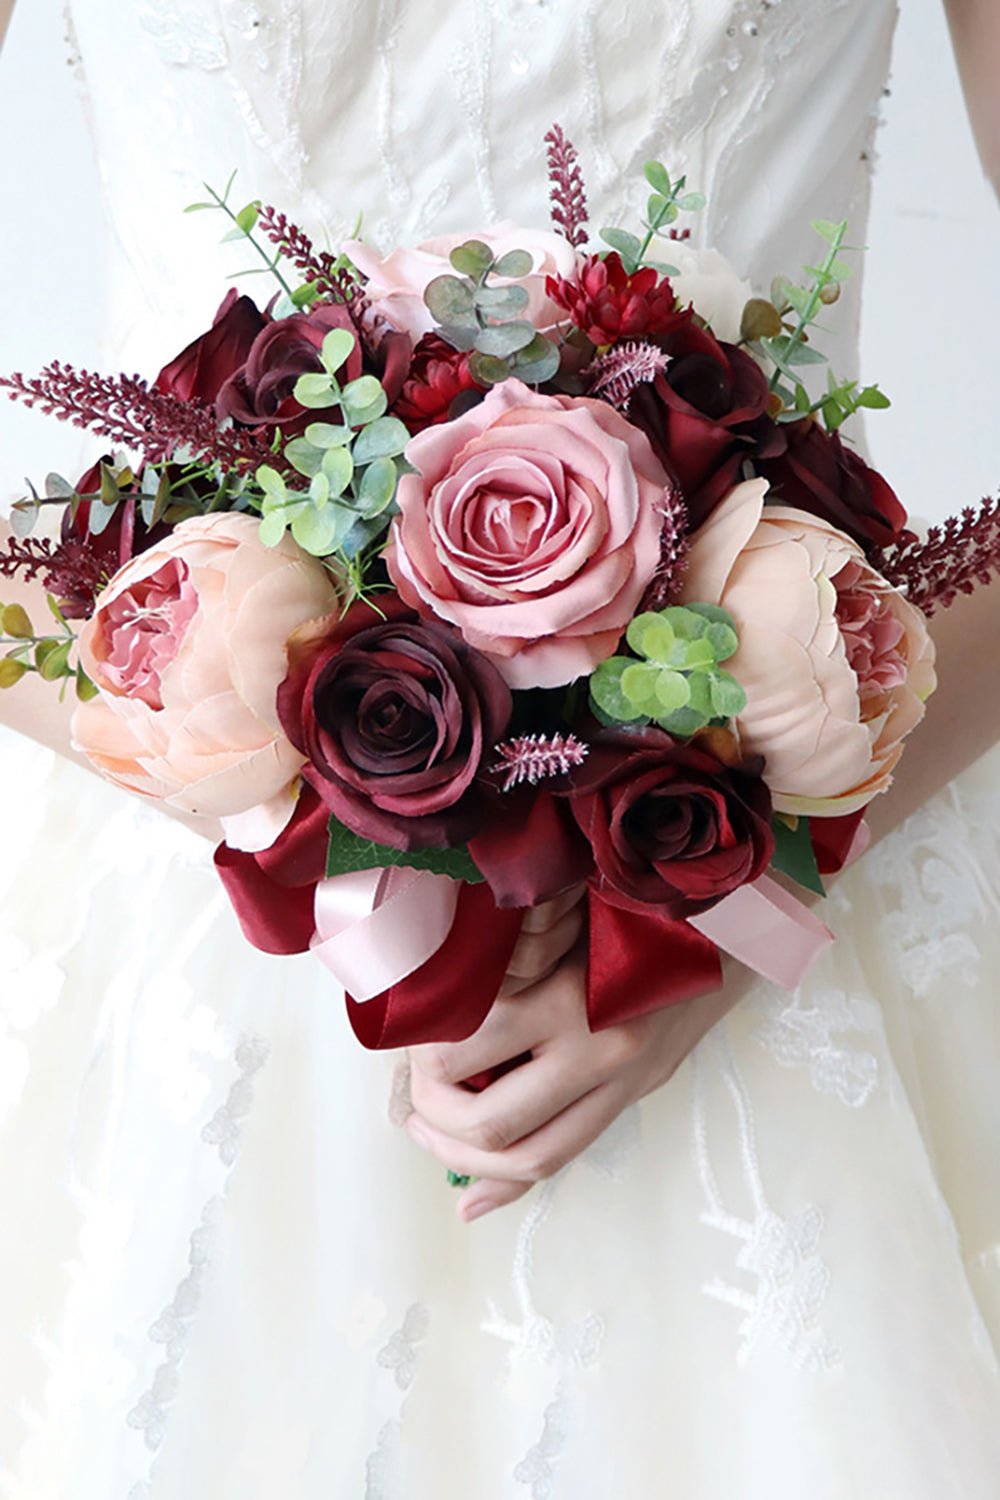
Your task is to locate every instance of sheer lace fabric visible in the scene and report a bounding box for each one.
[3,0,1000,1494]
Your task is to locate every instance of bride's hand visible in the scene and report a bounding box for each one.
[405,923,737,1222]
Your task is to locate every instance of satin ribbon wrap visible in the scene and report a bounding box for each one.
[312,867,458,1002]
[688,874,833,986]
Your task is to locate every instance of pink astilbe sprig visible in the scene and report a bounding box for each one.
[641,481,689,611]
[491,732,590,792]
[544,125,589,249]
[871,496,1000,616]
[586,340,671,410]
[0,364,291,481]
[255,203,369,332]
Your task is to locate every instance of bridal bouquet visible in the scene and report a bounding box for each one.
[3,131,995,1048]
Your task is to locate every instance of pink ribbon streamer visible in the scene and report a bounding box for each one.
[311,867,459,1002]
[687,873,833,989]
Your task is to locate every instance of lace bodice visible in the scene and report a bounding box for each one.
[66,0,897,373]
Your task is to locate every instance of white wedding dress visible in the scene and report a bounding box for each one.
[2,3,999,1496]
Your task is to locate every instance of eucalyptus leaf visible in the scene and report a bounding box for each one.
[468,352,513,387]
[424,274,478,325]
[8,498,39,538]
[599,227,642,267]
[474,283,530,319]
[320,444,355,496]
[491,249,533,279]
[87,499,120,537]
[304,421,353,449]
[356,457,397,516]
[473,321,537,358]
[294,372,338,408]
[448,240,495,280]
[284,438,324,479]
[643,160,672,195]
[320,327,357,377]
[654,669,691,712]
[676,192,707,212]
[45,472,76,500]
[257,511,288,547]
[290,502,352,556]
[437,323,480,353]
[340,375,387,425]
[510,336,560,385]
[351,416,410,466]
[255,464,288,502]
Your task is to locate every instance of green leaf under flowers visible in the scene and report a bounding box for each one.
[468,352,514,387]
[357,456,398,516]
[320,444,354,495]
[448,240,495,280]
[590,658,647,722]
[325,816,485,883]
[510,334,561,385]
[770,814,826,897]
[290,502,349,555]
[304,421,353,449]
[599,227,642,267]
[473,321,537,358]
[294,372,338,408]
[351,416,410,466]
[626,612,675,662]
[320,327,356,377]
[491,248,533,279]
[656,705,707,738]
[654,669,691,712]
[474,283,530,319]
[255,464,288,500]
[709,671,747,717]
[340,375,387,425]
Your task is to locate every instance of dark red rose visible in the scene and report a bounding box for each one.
[756,417,909,551]
[216,302,363,436]
[546,253,692,347]
[156,290,267,403]
[390,332,485,432]
[628,322,784,529]
[567,726,774,917]
[277,593,512,850]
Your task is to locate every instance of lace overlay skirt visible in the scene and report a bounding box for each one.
[1,724,998,1498]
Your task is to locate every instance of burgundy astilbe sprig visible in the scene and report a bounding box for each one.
[642,482,689,611]
[586,340,671,410]
[255,203,370,332]
[0,364,291,481]
[544,125,589,249]
[871,496,1000,616]
[0,533,106,618]
[491,732,590,792]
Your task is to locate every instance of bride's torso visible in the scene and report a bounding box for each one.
[66,0,897,370]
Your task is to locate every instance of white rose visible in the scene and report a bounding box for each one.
[647,242,753,343]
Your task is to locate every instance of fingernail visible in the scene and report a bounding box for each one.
[459,1192,497,1224]
[406,1117,432,1151]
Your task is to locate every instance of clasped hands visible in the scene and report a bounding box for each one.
[405,888,736,1222]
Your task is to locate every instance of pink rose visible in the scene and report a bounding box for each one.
[680,480,936,815]
[72,514,340,825]
[345,222,578,344]
[384,380,666,689]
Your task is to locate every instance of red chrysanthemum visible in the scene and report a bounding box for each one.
[546,253,691,347]
[390,333,484,432]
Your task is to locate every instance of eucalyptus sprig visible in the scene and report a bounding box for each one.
[424,240,561,387]
[186,172,301,303]
[0,595,94,699]
[254,327,407,560]
[590,604,746,739]
[599,161,707,275]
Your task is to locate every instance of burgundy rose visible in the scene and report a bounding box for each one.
[156,290,267,404]
[277,593,512,850]
[567,726,774,917]
[389,332,485,432]
[216,302,364,436]
[628,322,784,529]
[546,253,691,347]
[756,417,909,551]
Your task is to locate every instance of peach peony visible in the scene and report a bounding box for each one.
[384,380,667,689]
[345,222,578,345]
[72,513,340,828]
[679,479,936,815]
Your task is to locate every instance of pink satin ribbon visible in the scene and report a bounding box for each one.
[687,873,833,988]
[311,866,459,1002]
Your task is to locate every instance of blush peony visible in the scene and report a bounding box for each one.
[384,379,667,688]
[345,222,578,344]
[680,479,936,815]
[72,513,340,824]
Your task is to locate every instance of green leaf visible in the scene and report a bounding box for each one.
[675,192,707,212]
[653,669,691,712]
[87,498,120,537]
[468,352,513,387]
[290,281,322,310]
[236,200,260,233]
[643,160,672,195]
[255,464,288,501]
[626,612,675,662]
[676,636,716,670]
[290,502,350,556]
[294,372,338,408]
[340,375,388,425]
[320,445,354,496]
[2,603,33,639]
[599,227,642,268]
[473,321,537,358]
[708,671,747,717]
[351,416,410,466]
[325,816,485,883]
[646,192,670,222]
[770,814,826,897]
[811,218,846,245]
[448,240,495,280]
[303,422,353,450]
[46,593,70,631]
[654,704,706,738]
[320,327,356,377]
[357,456,398,516]
[8,497,39,538]
[474,283,530,319]
[510,336,561,386]
[424,274,478,325]
[257,511,288,547]
[858,385,891,410]
[284,437,325,478]
[0,658,28,688]
[704,620,738,661]
[38,639,72,681]
[45,472,76,501]
[75,666,98,702]
[589,658,646,723]
[491,249,533,279]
